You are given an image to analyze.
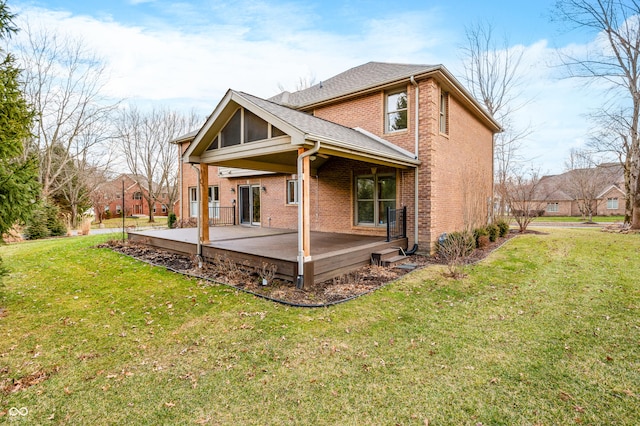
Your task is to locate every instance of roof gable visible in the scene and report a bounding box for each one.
[183,90,419,170]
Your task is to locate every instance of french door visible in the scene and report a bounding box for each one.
[239,185,261,225]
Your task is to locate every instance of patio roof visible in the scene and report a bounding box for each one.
[182,90,420,173]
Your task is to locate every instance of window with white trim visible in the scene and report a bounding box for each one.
[546,202,559,213]
[385,90,407,132]
[286,179,298,205]
[208,185,220,218]
[440,91,449,134]
[189,187,198,217]
[607,197,618,209]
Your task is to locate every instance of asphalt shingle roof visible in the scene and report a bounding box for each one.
[269,61,438,108]
[239,91,417,162]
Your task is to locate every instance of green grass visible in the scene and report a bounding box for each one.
[92,216,168,229]
[1,229,639,424]
[534,215,624,222]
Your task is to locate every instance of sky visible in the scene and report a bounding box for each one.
[8,0,613,174]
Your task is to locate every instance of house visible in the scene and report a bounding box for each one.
[93,174,174,220]
[163,62,500,286]
[536,163,625,217]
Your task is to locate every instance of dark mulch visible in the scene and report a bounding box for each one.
[97,232,516,306]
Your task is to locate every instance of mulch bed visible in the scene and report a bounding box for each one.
[97,232,516,306]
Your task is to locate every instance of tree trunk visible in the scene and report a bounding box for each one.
[71,204,78,228]
[147,198,155,223]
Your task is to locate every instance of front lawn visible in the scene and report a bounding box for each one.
[534,215,624,222]
[0,229,638,424]
[92,216,168,229]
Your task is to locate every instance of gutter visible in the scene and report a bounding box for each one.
[296,140,321,289]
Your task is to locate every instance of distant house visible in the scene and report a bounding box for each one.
[93,174,174,220]
[535,163,625,217]
[175,61,500,252]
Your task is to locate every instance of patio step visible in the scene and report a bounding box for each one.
[380,254,410,267]
[371,248,407,267]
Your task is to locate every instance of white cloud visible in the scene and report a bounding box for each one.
[10,3,612,174]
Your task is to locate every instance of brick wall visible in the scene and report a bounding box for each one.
[178,75,495,252]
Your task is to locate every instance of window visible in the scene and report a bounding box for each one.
[385,90,407,132]
[272,126,286,137]
[218,108,284,149]
[221,109,242,147]
[133,191,142,200]
[439,91,449,134]
[189,187,198,217]
[607,197,619,209]
[206,136,219,151]
[208,185,220,218]
[116,205,121,214]
[355,173,396,226]
[116,193,121,199]
[546,202,559,213]
[244,110,268,142]
[286,180,298,205]
[162,205,167,213]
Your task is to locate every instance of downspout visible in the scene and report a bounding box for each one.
[190,164,203,267]
[178,144,183,221]
[296,140,321,288]
[410,76,420,252]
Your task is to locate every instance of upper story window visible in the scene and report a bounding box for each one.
[385,90,408,132]
[132,191,142,200]
[440,91,449,134]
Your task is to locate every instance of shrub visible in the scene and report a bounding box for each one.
[168,213,177,229]
[45,203,66,237]
[24,202,67,240]
[486,224,499,242]
[437,231,475,278]
[473,227,488,248]
[496,219,510,237]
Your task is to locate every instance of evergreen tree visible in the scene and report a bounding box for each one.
[0,0,39,241]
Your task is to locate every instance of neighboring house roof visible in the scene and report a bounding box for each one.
[597,184,625,199]
[535,163,625,201]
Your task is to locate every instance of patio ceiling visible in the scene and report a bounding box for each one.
[182,90,420,174]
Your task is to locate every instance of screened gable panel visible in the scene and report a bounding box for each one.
[221,109,241,148]
[244,110,269,142]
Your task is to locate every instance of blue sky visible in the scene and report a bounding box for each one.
[10,0,608,173]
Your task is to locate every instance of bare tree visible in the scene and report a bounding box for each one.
[561,148,617,221]
[460,21,532,217]
[116,106,201,222]
[504,167,548,233]
[554,0,640,227]
[87,170,117,224]
[588,107,638,222]
[16,26,119,200]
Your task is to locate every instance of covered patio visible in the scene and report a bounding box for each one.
[128,226,408,284]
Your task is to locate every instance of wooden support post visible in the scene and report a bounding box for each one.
[302,153,311,258]
[200,164,210,244]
